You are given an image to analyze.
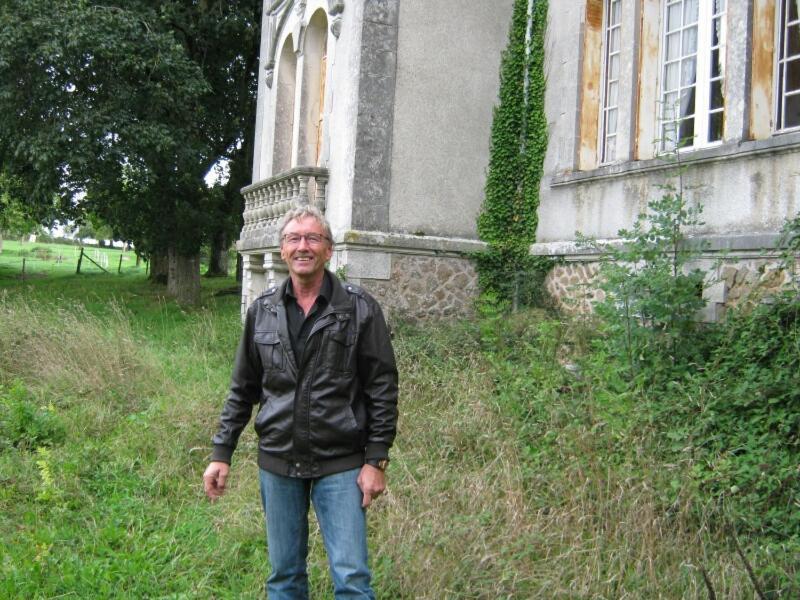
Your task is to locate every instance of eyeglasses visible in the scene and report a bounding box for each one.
[281,233,330,247]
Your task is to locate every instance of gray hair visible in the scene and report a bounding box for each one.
[278,205,333,245]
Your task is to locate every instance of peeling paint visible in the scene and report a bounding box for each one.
[750,0,775,140]
[578,0,603,170]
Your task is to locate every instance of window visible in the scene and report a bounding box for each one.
[600,0,622,163]
[776,0,800,131]
[659,0,726,151]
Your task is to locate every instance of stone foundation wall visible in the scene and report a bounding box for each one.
[544,256,798,320]
[544,262,605,314]
[358,254,479,322]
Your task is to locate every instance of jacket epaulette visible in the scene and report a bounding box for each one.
[342,282,364,297]
[258,286,279,303]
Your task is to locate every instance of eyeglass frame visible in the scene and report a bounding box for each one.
[280,232,332,246]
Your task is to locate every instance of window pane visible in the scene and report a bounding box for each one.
[683,26,698,56]
[790,0,799,23]
[662,122,677,149]
[664,91,679,119]
[712,16,722,47]
[711,48,722,78]
[787,57,800,92]
[713,0,726,15]
[609,54,620,79]
[610,27,620,53]
[611,0,621,24]
[607,108,618,132]
[788,24,800,59]
[679,116,695,146]
[708,111,724,141]
[684,0,699,25]
[680,87,696,118]
[605,135,617,160]
[665,62,679,90]
[667,3,682,31]
[785,93,800,128]
[608,80,619,105]
[681,58,697,86]
[710,79,724,109]
[666,33,681,60]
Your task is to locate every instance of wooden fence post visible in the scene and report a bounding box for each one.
[22,258,26,282]
[76,247,84,274]
[118,253,123,274]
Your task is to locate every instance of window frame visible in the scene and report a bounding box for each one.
[657,0,727,153]
[599,0,623,164]
[774,0,800,133]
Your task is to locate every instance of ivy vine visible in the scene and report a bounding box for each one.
[476,0,549,305]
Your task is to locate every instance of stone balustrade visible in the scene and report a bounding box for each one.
[240,166,329,240]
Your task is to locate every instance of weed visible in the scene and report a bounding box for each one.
[0,381,64,450]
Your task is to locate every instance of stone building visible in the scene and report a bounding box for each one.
[238,0,514,320]
[535,0,800,319]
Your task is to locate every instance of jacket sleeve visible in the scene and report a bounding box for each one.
[356,296,399,461]
[210,303,263,465]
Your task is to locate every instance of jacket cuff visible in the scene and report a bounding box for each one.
[211,444,234,465]
[365,442,389,461]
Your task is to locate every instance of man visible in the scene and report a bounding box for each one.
[203,206,398,599]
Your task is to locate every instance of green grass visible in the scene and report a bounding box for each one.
[0,239,143,281]
[0,271,794,598]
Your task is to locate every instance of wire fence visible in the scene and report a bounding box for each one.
[0,240,144,281]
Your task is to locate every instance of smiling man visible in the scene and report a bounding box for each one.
[203,206,398,599]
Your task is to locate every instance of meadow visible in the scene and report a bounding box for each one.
[0,244,796,598]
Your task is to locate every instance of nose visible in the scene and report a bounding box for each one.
[296,235,311,250]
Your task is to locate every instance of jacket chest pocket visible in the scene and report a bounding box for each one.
[254,330,286,372]
[324,327,356,374]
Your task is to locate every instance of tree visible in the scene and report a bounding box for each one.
[0,0,260,303]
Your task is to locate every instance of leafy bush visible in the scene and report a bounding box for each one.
[0,381,65,450]
[579,183,709,387]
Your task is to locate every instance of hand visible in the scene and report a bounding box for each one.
[357,464,386,508]
[203,461,230,501]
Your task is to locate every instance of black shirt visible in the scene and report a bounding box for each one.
[284,272,333,362]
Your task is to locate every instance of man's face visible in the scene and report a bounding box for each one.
[280,216,333,281]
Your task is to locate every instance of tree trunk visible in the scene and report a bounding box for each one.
[168,246,201,306]
[235,252,243,283]
[149,251,168,284]
[0,231,3,253]
[205,229,229,277]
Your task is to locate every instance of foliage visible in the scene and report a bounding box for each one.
[579,180,708,384]
[577,186,800,588]
[1,271,798,597]
[0,174,39,236]
[476,0,549,305]
[0,0,259,300]
[0,381,65,450]
[684,294,800,541]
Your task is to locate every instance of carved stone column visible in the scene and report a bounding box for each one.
[241,253,267,319]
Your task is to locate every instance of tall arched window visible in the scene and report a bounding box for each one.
[299,10,329,166]
[273,36,297,174]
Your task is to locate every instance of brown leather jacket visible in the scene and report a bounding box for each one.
[211,272,398,478]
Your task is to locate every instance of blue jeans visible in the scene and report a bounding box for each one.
[258,468,374,600]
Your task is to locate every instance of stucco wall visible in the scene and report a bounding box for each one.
[537,0,800,249]
[386,0,514,239]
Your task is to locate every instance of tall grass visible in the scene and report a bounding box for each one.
[0,275,792,598]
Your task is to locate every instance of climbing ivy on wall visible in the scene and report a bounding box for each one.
[477,0,549,304]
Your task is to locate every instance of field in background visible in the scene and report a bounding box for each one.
[0,272,793,598]
[0,239,143,280]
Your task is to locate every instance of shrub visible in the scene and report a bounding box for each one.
[0,381,65,450]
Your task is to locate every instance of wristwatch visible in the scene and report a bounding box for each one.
[366,458,389,472]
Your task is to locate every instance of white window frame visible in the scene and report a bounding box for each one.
[775,0,800,132]
[658,0,726,152]
[600,0,622,164]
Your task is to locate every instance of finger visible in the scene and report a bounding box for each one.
[362,491,371,508]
